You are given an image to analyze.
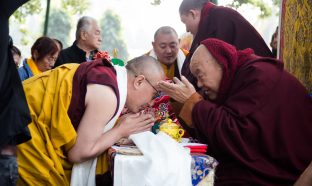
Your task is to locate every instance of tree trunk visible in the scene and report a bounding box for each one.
[279,0,312,93]
[43,0,51,36]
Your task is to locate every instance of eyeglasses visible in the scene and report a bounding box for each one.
[128,67,162,99]
[133,74,161,100]
[144,77,162,99]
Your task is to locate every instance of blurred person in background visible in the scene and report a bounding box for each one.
[179,32,193,51]
[54,16,102,67]
[18,36,59,81]
[147,26,188,80]
[11,45,22,67]
[270,26,279,58]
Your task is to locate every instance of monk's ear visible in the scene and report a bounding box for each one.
[133,75,145,90]
[189,10,197,19]
[190,9,201,20]
[152,41,156,49]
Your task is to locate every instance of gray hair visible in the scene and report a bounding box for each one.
[75,16,96,40]
[179,0,209,14]
[153,26,178,41]
[126,55,164,76]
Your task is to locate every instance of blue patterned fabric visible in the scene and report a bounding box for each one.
[191,153,218,186]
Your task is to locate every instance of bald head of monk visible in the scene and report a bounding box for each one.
[125,55,166,112]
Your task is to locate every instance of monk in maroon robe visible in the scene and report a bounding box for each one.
[158,38,312,185]
[179,0,273,88]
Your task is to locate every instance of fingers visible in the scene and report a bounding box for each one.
[172,77,183,85]
[135,123,154,134]
[181,76,193,88]
[158,80,174,91]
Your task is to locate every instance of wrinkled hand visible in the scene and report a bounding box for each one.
[158,76,196,103]
[116,112,155,137]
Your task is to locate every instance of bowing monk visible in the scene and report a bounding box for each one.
[158,38,312,185]
[17,55,165,185]
[179,0,273,88]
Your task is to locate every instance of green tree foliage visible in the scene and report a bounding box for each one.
[151,0,161,5]
[47,9,71,48]
[100,10,129,61]
[13,0,42,23]
[61,0,89,15]
[229,0,279,18]
[12,0,89,46]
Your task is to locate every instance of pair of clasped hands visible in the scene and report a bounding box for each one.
[116,76,195,138]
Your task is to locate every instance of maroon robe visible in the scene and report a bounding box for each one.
[179,39,312,185]
[67,59,120,185]
[182,2,273,89]
[68,59,120,130]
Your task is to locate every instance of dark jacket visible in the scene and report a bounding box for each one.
[54,41,98,67]
[0,0,31,148]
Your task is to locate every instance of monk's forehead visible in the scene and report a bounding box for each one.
[190,57,201,74]
[190,45,207,65]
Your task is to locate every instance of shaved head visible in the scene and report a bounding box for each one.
[190,44,222,100]
[179,0,208,14]
[125,55,166,112]
[126,55,165,80]
[154,26,178,41]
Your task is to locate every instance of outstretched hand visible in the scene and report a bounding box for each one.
[158,76,196,103]
[116,112,155,137]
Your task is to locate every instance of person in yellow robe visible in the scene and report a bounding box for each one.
[18,36,60,81]
[17,55,165,185]
[147,26,188,80]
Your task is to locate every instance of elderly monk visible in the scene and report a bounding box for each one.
[158,38,312,185]
[179,0,273,88]
[17,55,165,186]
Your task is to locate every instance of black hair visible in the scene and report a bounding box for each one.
[11,45,21,56]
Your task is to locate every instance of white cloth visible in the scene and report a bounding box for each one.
[114,131,192,186]
[148,49,186,75]
[70,65,128,186]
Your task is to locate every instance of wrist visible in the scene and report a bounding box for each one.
[112,126,125,140]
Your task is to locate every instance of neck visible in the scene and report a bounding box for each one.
[76,40,94,58]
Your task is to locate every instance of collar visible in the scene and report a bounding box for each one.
[73,41,99,60]
[27,58,42,75]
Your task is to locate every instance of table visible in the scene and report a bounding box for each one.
[108,146,218,186]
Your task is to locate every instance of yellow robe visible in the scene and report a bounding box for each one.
[17,64,79,186]
[26,58,42,76]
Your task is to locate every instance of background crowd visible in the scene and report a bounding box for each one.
[1,0,311,186]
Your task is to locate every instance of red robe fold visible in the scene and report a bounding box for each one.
[192,57,312,185]
[68,59,120,130]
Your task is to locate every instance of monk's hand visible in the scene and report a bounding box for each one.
[158,76,196,103]
[116,112,155,137]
